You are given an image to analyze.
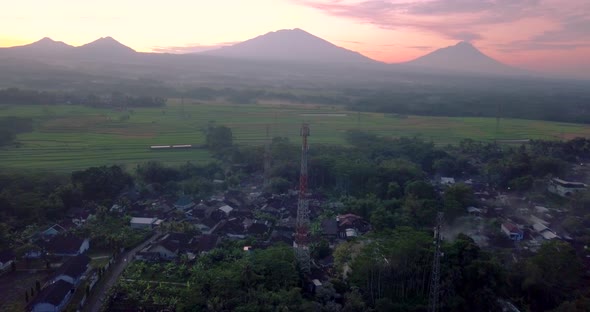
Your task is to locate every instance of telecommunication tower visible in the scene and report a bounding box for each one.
[428,212,444,312]
[294,123,311,273]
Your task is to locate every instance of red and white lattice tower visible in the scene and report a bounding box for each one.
[294,123,311,273]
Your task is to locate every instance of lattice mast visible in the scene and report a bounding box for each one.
[294,123,311,273]
[428,212,444,312]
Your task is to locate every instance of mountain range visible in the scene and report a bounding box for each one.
[0,29,525,76]
[8,28,570,96]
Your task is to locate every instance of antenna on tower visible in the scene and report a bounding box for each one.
[428,212,444,312]
[294,123,311,273]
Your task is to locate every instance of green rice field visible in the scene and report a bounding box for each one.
[1,100,590,172]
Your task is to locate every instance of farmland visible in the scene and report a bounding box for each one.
[1,100,590,172]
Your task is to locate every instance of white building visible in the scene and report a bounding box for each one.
[440,177,456,186]
[130,217,159,229]
[548,178,587,197]
[218,205,234,216]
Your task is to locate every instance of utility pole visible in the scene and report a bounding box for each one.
[294,123,311,273]
[428,212,444,312]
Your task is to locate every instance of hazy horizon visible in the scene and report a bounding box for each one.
[1,0,589,79]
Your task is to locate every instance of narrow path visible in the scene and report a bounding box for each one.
[83,233,159,312]
[122,278,187,286]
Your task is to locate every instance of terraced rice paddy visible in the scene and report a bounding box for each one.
[1,100,590,171]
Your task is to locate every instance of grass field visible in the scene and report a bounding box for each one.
[1,100,590,172]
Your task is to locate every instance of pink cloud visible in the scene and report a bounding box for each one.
[151,42,239,54]
[293,0,589,48]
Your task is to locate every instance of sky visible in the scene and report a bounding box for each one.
[0,0,589,77]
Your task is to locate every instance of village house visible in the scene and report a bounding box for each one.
[23,244,44,259]
[337,214,370,239]
[130,217,161,229]
[69,208,94,227]
[216,218,247,239]
[532,223,559,240]
[190,217,220,235]
[548,177,587,197]
[174,195,196,211]
[137,233,197,261]
[218,204,234,217]
[43,234,90,257]
[28,280,74,312]
[466,206,483,217]
[0,249,15,272]
[269,230,293,246]
[196,234,219,254]
[501,222,524,241]
[320,219,338,241]
[246,219,270,237]
[52,254,90,286]
[38,224,67,241]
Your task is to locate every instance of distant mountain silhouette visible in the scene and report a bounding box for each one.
[203,28,376,63]
[1,37,74,58]
[20,37,74,51]
[77,37,136,56]
[402,41,524,75]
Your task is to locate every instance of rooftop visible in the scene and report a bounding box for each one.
[56,254,90,279]
[130,217,157,224]
[175,195,195,207]
[321,219,338,236]
[43,234,86,255]
[30,280,72,307]
[502,222,521,233]
[0,249,15,263]
[197,235,219,252]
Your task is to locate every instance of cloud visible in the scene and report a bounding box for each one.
[494,41,590,52]
[335,39,363,45]
[407,45,434,51]
[293,0,589,50]
[151,42,238,54]
[532,14,590,42]
[293,0,544,38]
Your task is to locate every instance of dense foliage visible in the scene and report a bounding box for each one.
[2,131,590,311]
[0,88,166,107]
[0,116,33,147]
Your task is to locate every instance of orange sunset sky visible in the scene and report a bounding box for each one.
[1,0,589,77]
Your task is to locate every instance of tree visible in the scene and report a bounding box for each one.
[404,180,436,200]
[508,175,533,191]
[0,222,10,250]
[206,125,233,151]
[442,234,505,312]
[311,239,331,260]
[267,177,291,194]
[136,161,180,184]
[71,165,133,202]
[443,183,475,220]
[519,240,584,311]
